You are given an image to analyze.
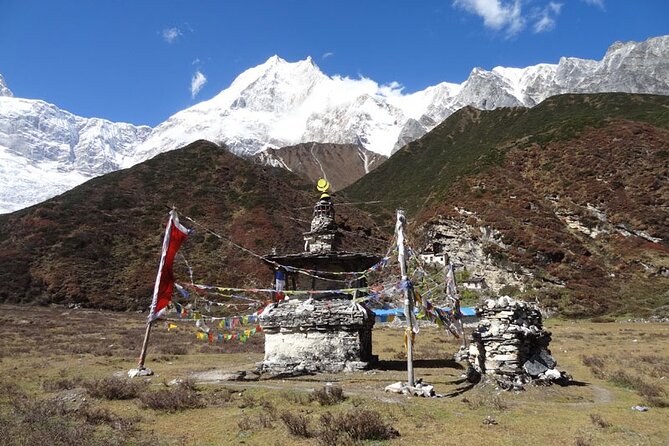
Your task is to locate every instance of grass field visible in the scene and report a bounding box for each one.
[0,304,667,445]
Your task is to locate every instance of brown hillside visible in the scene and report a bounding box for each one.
[253,142,386,191]
[422,120,669,316]
[0,141,386,310]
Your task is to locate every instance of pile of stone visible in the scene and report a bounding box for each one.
[384,380,439,397]
[259,298,376,376]
[467,296,569,389]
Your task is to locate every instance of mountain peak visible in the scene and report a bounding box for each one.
[0,74,13,97]
[265,54,286,65]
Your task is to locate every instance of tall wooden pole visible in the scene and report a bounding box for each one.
[445,258,468,350]
[396,209,415,387]
[137,320,154,369]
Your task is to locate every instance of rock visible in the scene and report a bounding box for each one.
[417,385,435,397]
[243,371,260,381]
[523,358,547,376]
[384,381,438,397]
[56,388,88,411]
[483,415,498,425]
[128,367,153,378]
[543,368,561,380]
[631,405,649,412]
[384,382,405,394]
[188,370,249,383]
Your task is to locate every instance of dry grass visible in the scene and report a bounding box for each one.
[462,391,509,411]
[0,381,154,446]
[84,376,148,400]
[582,352,669,407]
[280,411,313,438]
[311,384,346,406]
[318,409,399,445]
[589,413,611,428]
[0,305,668,446]
[139,382,204,412]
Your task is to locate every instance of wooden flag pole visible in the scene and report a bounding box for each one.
[445,258,468,350]
[396,209,415,387]
[137,320,154,370]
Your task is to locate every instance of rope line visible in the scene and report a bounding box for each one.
[180,211,397,283]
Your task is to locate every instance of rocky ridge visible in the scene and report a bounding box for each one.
[252,142,386,191]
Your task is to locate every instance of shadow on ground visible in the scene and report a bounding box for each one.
[376,359,465,371]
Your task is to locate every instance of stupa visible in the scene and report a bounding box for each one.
[258,179,381,376]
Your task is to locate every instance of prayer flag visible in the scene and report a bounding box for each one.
[445,263,459,300]
[148,210,191,322]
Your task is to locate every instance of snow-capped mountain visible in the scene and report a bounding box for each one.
[133,35,669,161]
[390,35,669,153]
[0,75,12,97]
[0,81,151,213]
[2,35,668,214]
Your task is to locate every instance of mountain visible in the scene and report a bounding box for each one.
[0,76,151,213]
[252,142,386,191]
[2,35,668,214]
[345,93,669,317]
[0,140,385,310]
[133,35,669,163]
[0,74,12,97]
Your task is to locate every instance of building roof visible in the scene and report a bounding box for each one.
[263,251,382,270]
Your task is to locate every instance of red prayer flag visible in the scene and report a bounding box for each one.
[148,210,190,322]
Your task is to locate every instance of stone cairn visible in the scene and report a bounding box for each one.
[467,296,569,389]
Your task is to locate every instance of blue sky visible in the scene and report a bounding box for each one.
[1,0,667,127]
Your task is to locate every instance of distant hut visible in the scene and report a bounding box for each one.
[419,242,446,266]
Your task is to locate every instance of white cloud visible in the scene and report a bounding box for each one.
[582,0,604,8]
[378,81,405,98]
[533,2,562,33]
[191,70,207,98]
[453,0,525,36]
[162,27,182,43]
[322,52,334,60]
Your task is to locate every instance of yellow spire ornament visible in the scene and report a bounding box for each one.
[317,178,330,199]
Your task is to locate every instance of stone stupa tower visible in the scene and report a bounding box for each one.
[258,179,380,376]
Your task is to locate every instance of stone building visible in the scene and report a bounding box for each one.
[258,181,381,376]
[461,277,488,291]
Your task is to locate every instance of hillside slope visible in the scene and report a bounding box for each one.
[0,141,385,310]
[252,142,386,191]
[345,93,669,316]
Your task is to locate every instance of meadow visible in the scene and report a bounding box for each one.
[0,304,667,446]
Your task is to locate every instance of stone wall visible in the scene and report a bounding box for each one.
[259,298,376,376]
[468,296,568,389]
